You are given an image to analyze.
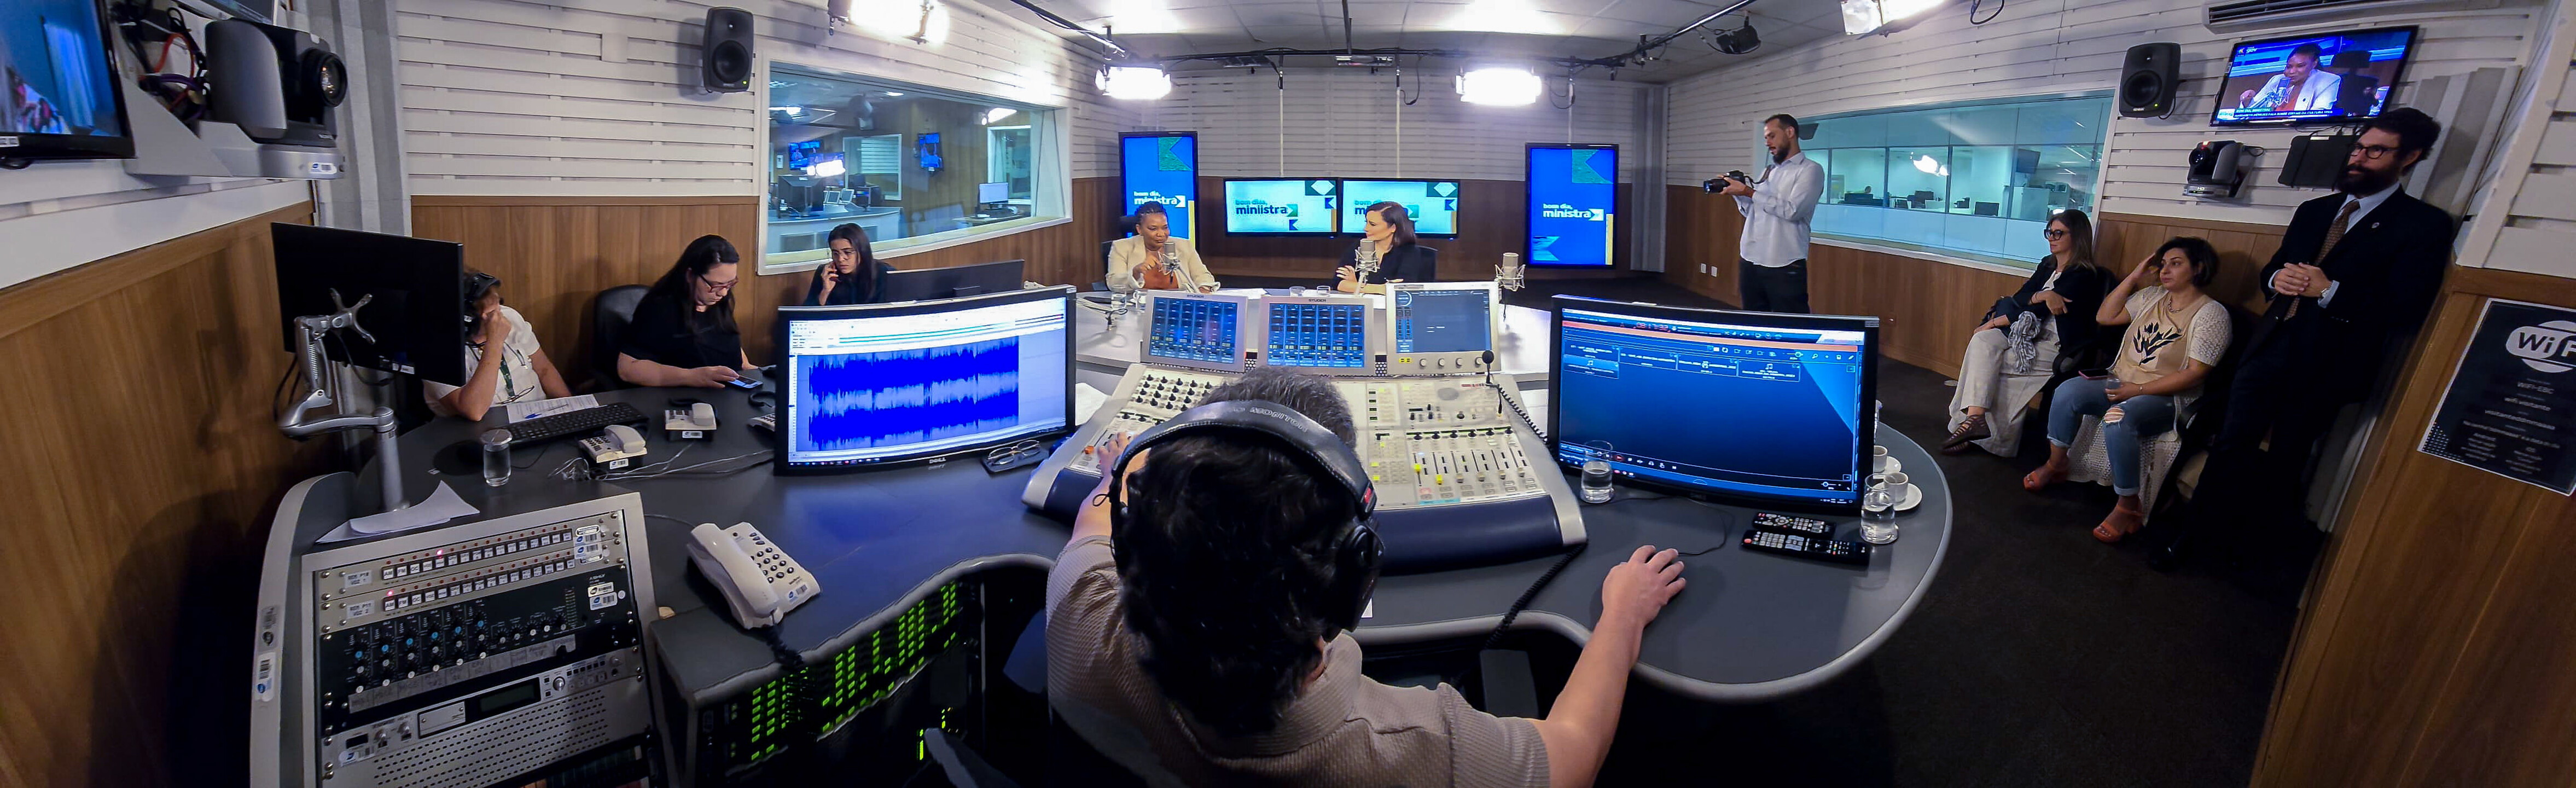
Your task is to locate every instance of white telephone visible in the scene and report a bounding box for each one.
[665,402,718,439]
[579,424,648,470]
[687,522,816,628]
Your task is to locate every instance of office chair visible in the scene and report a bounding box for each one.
[2145,304,2260,570]
[1100,239,1117,279]
[1415,246,1439,281]
[2330,50,2380,114]
[589,285,650,391]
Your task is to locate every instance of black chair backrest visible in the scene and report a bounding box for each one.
[1416,246,1438,281]
[591,285,651,390]
[1100,239,1116,276]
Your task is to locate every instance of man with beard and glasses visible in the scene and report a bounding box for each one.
[2158,107,2455,568]
[1716,113,1825,313]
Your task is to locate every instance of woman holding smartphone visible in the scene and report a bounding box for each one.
[2023,237,2231,543]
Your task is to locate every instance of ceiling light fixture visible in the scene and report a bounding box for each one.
[985,107,1019,124]
[1098,65,1171,100]
[1844,0,1945,34]
[1912,154,1949,177]
[1458,66,1541,106]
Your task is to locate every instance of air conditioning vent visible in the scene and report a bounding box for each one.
[2206,0,2500,30]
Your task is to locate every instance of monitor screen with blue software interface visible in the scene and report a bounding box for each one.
[1549,297,1878,511]
[781,287,1073,472]
[1261,297,1372,372]
[1144,292,1249,372]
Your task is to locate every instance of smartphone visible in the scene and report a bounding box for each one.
[2079,368,2113,380]
[724,376,761,390]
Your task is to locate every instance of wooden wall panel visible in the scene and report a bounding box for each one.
[1659,190,2283,378]
[0,202,339,788]
[1190,177,1635,283]
[2254,266,2576,787]
[410,177,1117,387]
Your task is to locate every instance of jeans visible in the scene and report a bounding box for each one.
[2046,377,2176,496]
[1739,259,1810,313]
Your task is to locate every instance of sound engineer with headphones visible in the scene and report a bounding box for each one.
[425,269,572,420]
[1047,368,1688,788]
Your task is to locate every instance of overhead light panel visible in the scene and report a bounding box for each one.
[985,107,1019,124]
[1099,65,1171,100]
[1842,0,1943,34]
[1458,66,1540,106]
[1445,0,1557,35]
[810,157,848,177]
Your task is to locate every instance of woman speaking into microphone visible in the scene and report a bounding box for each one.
[1334,201,1437,293]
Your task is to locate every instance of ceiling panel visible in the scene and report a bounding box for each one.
[1021,0,1848,82]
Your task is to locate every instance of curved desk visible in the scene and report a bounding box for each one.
[352,383,1947,705]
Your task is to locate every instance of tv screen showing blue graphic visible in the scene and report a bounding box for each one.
[1263,299,1371,370]
[1225,178,1339,235]
[1392,287,1492,354]
[1144,293,1247,372]
[1550,298,1877,511]
[1121,132,1197,239]
[1527,145,1618,267]
[782,289,1072,471]
[2213,26,2416,126]
[1344,179,1461,237]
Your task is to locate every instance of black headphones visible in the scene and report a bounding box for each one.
[1108,399,1382,634]
[462,271,502,332]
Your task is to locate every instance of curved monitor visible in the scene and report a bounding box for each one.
[780,286,1074,473]
[1548,296,1880,512]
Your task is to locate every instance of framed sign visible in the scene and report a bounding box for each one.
[2419,298,2576,495]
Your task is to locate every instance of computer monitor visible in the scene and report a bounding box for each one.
[779,286,1074,473]
[1258,294,1374,374]
[271,223,470,386]
[2,0,134,160]
[878,259,1027,302]
[977,181,1009,204]
[1385,281,1496,375]
[1548,296,1879,512]
[1143,291,1253,373]
[1342,179,1461,237]
[1222,178,1340,236]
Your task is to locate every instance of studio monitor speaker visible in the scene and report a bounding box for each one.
[701,8,754,93]
[2119,42,2179,118]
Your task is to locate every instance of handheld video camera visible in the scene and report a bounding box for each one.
[1701,170,1755,193]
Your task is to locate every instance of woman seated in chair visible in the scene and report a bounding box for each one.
[618,234,751,388]
[803,223,891,306]
[1942,209,2110,456]
[2023,237,2230,543]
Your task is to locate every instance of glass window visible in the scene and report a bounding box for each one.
[1796,94,2112,268]
[762,63,1062,269]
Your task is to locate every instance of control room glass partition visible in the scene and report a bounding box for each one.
[763,63,1062,270]
[1800,94,2111,268]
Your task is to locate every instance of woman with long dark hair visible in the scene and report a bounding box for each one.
[804,223,891,306]
[617,234,751,387]
[1941,209,2112,456]
[1333,202,1436,292]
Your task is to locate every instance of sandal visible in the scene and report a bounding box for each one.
[1941,414,1991,454]
[2022,458,2067,493]
[2092,499,2145,543]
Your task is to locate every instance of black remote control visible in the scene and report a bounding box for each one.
[1752,512,1832,536]
[1741,527,1873,565]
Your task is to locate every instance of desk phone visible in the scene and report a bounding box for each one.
[687,522,816,629]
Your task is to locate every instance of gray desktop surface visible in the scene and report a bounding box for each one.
[370,378,1947,705]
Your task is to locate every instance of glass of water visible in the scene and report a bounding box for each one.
[1860,479,1898,544]
[480,428,513,487]
[1580,460,1614,504]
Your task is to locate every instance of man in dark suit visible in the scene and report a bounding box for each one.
[2161,108,2456,568]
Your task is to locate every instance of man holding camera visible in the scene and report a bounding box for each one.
[1716,114,1825,313]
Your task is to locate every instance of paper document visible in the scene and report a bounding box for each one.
[320,481,482,543]
[506,394,599,422]
[1075,383,1110,423]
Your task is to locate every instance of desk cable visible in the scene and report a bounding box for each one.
[1477,543,1586,655]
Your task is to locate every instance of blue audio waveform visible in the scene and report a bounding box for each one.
[796,338,1020,453]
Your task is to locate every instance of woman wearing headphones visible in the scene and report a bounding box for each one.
[1334,201,1437,292]
[426,268,572,420]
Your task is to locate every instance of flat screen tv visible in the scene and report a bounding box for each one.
[0,0,135,161]
[1342,179,1461,238]
[1222,178,1340,236]
[1526,144,1619,267]
[2212,26,2417,127]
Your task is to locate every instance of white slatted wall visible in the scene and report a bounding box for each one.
[1665,0,2549,225]
[2462,1,2576,276]
[393,0,1138,196]
[1138,68,1658,182]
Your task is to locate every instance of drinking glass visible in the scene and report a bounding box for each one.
[1580,460,1614,504]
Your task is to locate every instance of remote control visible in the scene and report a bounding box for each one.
[1752,512,1833,536]
[1741,527,1873,565]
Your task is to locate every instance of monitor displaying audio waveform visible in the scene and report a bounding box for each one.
[781,288,1073,472]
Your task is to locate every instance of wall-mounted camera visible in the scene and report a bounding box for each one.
[2185,140,2258,199]
[124,16,346,179]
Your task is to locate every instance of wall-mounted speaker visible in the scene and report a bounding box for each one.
[2119,42,2179,118]
[701,8,754,94]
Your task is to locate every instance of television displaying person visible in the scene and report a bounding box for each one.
[2235,43,2342,112]
[2330,50,2382,117]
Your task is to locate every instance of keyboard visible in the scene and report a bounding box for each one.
[504,402,649,446]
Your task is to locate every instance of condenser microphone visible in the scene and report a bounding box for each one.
[1496,252,1527,292]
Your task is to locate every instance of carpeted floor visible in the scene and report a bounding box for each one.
[1333,273,2322,786]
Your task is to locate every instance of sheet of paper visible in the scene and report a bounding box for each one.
[505,394,599,423]
[1074,383,1110,423]
[320,480,482,543]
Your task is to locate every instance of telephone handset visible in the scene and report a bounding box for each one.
[579,424,648,470]
[687,522,816,628]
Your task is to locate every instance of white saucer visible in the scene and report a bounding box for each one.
[1874,455,1903,476]
[1894,483,1924,511]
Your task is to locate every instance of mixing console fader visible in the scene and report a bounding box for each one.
[1024,364,1584,571]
